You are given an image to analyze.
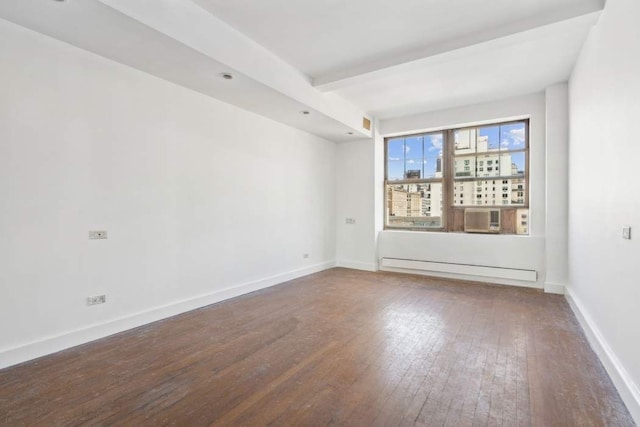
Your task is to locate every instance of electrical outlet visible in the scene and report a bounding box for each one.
[623,226,631,240]
[303,253,309,259]
[87,295,106,306]
[89,230,108,240]
[346,218,356,224]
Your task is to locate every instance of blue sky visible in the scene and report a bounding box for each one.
[387,133,442,180]
[478,123,526,152]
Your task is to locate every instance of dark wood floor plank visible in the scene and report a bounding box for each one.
[0,268,634,426]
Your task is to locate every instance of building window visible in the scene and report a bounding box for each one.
[385,119,529,234]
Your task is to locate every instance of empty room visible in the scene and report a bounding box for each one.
[0,0,638,425]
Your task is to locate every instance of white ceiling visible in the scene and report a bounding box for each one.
[0,0,604,140]
[193,0,603,83]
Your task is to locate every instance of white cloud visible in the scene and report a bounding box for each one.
[389,157,401,161]
[502,127,525,148]
[407,159,416,164]
[404,145,411,154]
[428,134,443,152]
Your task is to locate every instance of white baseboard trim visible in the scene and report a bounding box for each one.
[544,281,565,295]
[336,260,377,272]
[565,287,640,424]
[0,260,336,370]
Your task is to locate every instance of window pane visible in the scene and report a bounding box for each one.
[404,136,423,179]
[386,183,443,228]
[454,178,525,207]
[454,128,476,154]
[423,133,444,178]
[478,125,500,151]
[453,179,500,206]
[500,122,526,151]
[454,156,476,178]
[500,152,526,176]
[387,138,404,180]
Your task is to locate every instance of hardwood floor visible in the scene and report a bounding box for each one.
[0,268,634,426]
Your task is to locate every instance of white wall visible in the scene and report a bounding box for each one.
[544,83,569,293]
[335,139,376,271]
[567,0,640,420]
[334,126,386,272]
[0,19,336,368]
[377,93,547,287]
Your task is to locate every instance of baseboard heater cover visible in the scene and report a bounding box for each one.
[380,258,537,282]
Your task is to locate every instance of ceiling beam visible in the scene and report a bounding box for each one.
[98,0,372,138]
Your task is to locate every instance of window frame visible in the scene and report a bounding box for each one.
[384,130,446,232]
[383,119,530,233]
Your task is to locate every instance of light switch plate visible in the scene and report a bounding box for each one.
[623,227,631,240]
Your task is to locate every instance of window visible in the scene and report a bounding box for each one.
[385,132,444,229]
[385,119,529,234]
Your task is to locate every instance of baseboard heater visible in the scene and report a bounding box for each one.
[380,258,537,282]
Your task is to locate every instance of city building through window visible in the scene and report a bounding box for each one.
[385,119,529,234]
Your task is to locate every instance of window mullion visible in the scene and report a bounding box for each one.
[444,129,454,231]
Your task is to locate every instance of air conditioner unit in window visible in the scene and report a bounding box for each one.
[464,208,501,233]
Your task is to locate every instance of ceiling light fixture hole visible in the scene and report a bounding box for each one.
[220,73,234,80]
